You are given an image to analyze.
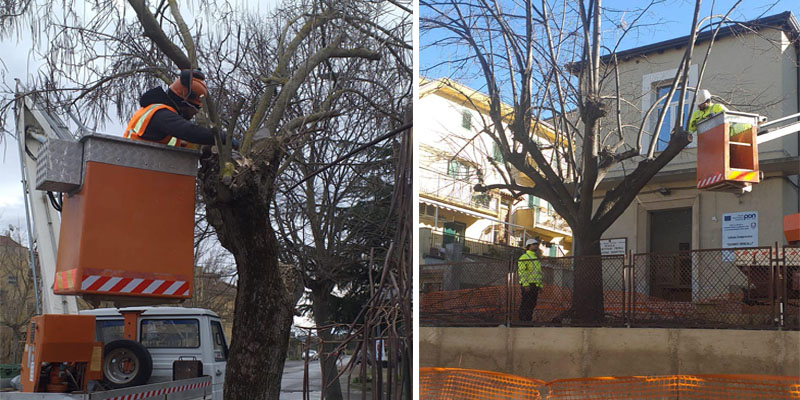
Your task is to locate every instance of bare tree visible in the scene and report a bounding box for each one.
[274,109,399,398]
[421,0,745,322]
[1,0,410,397]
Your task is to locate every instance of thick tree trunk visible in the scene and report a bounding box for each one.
[570,230,605,323]
[311,284,344,400]
[199,146,298,400]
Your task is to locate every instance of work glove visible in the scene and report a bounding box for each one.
[219,132,241,150]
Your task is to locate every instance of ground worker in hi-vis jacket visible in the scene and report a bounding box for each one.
[518,238,543,322]
[124,69,222,148]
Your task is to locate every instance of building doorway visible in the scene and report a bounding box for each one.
[649,208,692,301]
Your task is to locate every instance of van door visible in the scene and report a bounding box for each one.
[208,319,228,400]
[138,318,204,383]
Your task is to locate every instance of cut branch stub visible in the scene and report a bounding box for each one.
[581,97,607,122]
[671,127,693,146]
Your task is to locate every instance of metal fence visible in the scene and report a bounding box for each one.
[424,231,524,261]
[420,245,800,330]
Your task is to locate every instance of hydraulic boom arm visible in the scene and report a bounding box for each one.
[15,92,79,315]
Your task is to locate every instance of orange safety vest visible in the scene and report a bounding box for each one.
[124,104,186,147]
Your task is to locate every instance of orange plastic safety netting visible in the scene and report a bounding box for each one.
[419,367,546,399]
[420,368,800,399]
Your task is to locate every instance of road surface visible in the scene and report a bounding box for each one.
[280,357,365,399]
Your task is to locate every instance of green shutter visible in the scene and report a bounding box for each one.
[492,143,503,162]
[448,160,458,177]
[461,110,472,130]
[549,245,557,257]
[448,160,469,179]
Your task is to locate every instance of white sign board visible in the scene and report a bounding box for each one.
[722,211,758,248]
[600,238,627,256]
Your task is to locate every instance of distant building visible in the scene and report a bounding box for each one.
[189,267,237,338]
[0,234,36,364]
[418,78,573,270]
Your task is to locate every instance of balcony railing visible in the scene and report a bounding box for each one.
[422,230,524,261]
[512,207,572,235]
[532,206,571,233]
[419,167,497,212]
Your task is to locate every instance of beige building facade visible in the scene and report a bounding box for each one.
[595,12,800,253]
[0,235,36,364]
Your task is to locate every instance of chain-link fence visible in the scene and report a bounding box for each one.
[420,245,799,330]
[420,261,512,326]
[509,255,627,327]
[782,246,800,330]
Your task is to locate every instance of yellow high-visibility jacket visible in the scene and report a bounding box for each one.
[688,103,727,134]
[518,250,543,288]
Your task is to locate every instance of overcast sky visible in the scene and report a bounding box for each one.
[0,0,278,241]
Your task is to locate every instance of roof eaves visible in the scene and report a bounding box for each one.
[602,11,799,63]
[420,77,561,144]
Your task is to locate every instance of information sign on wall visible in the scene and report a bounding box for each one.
[600,238,627,256]
[722,211,758,248]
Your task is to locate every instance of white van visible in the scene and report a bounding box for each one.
[80,307,228,400]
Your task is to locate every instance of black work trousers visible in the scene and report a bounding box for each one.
[519,285,540,322]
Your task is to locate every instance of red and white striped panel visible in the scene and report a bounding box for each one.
[735,249,771,256]
[697,172,724,189]
[106,381,210,400]
[80,275,190,297]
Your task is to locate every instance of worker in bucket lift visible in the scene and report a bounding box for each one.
[124,69,237,149]
[688,89,729,134]
[518,238,544,322]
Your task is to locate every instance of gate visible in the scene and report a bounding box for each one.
[779,246,800,329]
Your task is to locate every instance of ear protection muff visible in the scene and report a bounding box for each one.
[180,69,205,101]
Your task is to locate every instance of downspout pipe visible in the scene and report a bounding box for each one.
[795,32,799,213]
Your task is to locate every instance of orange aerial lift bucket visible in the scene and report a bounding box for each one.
[785,213,800,245]
[37,134,199,305]
[696,110,760,192]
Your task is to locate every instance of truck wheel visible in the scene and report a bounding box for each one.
[102,339,153,389]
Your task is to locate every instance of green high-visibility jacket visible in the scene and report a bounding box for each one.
[518,250,543,288]
[688,103,727,134]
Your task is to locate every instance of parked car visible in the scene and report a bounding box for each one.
[301,349,319,361]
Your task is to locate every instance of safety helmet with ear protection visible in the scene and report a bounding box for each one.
[169,69,207,108]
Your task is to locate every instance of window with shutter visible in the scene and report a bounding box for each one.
[492,142,503,162]
[461,110,472,130]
